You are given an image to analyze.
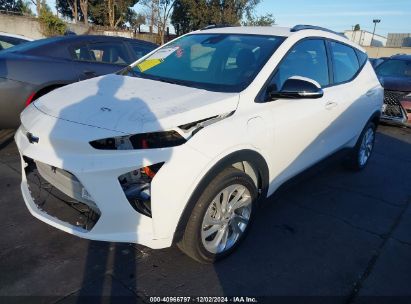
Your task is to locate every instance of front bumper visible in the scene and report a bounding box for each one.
[381,90,410,127]
[15,105,213,248]
[19,154,170,249]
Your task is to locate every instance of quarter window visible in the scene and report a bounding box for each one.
[270,39,329,91]
[355,49,368,67]
[330,42,360,84]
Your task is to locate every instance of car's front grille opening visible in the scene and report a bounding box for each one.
[23,156,100,231]
[118,163,164,218]
[382,90,407,119]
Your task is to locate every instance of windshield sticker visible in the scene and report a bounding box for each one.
[137,46,179,72]
[149,46,179,60]
[137,59,163,72]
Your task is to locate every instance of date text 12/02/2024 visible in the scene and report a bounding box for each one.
[149,297,258,303]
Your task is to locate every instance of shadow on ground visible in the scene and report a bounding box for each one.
[0,125,410,303]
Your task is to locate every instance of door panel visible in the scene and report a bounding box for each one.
[267,88,340,189]
[263,38,338,189]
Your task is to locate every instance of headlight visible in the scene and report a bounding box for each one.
[90,131,186,150]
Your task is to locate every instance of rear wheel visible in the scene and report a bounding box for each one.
[177,167,257,263]
[345,121,376,171]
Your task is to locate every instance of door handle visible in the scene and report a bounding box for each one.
[366,90,376,97]
[325,101,338,110]
[83,70,97,77]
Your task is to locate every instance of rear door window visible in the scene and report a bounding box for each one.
[330,42,360,84]
[73,42,129,65]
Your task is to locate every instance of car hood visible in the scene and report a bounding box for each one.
[379,76,411,92]
[34,74,239,134]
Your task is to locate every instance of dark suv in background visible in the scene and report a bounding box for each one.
[375,54,411,127]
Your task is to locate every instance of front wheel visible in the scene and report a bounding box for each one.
[345,121,376,171]
[177,167,258,263]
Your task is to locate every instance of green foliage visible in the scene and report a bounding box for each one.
[39,5,67,37]
[0,0,32,15]
[243,13,275,26]
[20,0,33,15]
[171,0,261,34]
[88,0,139,28]
[354,24,360,31]
[56,0,80,20]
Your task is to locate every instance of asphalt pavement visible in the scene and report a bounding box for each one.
[0,125,410,303]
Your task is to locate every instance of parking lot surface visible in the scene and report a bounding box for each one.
[0,125,410,303]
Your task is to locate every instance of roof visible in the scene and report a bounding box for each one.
[197,26,293,37]
[390,54,411,61]
[48,35,157,46]
[195,25,364,52]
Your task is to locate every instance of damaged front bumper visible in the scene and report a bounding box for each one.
[15,124,172,249]
[381,90,411,127]
[15,105,214,248]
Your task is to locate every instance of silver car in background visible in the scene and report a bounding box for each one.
[0,35,157,128]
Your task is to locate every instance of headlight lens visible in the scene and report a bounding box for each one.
[90,131,186,150]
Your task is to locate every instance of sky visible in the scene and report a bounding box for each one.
[255,0,411,36]
[42,0,411,37]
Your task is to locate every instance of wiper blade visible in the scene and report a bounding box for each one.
[120,65,140,77]
[156,78,180,85]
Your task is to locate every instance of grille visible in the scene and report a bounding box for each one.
[24,157,100,231]
[383,90,407,119]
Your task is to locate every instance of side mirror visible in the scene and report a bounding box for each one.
[268,77,324,100]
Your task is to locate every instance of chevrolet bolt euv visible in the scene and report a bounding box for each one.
[16,25,383,263]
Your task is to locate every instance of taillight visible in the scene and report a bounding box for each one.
[25,92,36,107]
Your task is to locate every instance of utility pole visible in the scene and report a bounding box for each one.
[371,19,381,46]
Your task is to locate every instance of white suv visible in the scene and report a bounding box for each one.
[16,25,383,263]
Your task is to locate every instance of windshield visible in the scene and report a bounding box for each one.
[376,59,411,78]
[122,34,285,92]
[0,37,62,54]
[0,36,29,50]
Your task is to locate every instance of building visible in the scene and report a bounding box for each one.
[387,33,411,47]
[344,30,387,47]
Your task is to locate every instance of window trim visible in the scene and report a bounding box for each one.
[255,36,331,103]
[327,39,367,86]
[255,37,368,103]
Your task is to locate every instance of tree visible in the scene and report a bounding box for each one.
[67,0,78,23]
[0,0,32,15]
[79,0,88,25]
[129,11,145,33]
[138,0,175,44]
[243,13,275,26]
[38,2,67,36]
[354,24,360,31]
[88,0,137,28]
[28,0,42,16]
[20,0,33,15]
[56,0,89,25]
[171,0,261,34]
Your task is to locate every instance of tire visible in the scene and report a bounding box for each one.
[345,121,376,171]
[177,167,258,264]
